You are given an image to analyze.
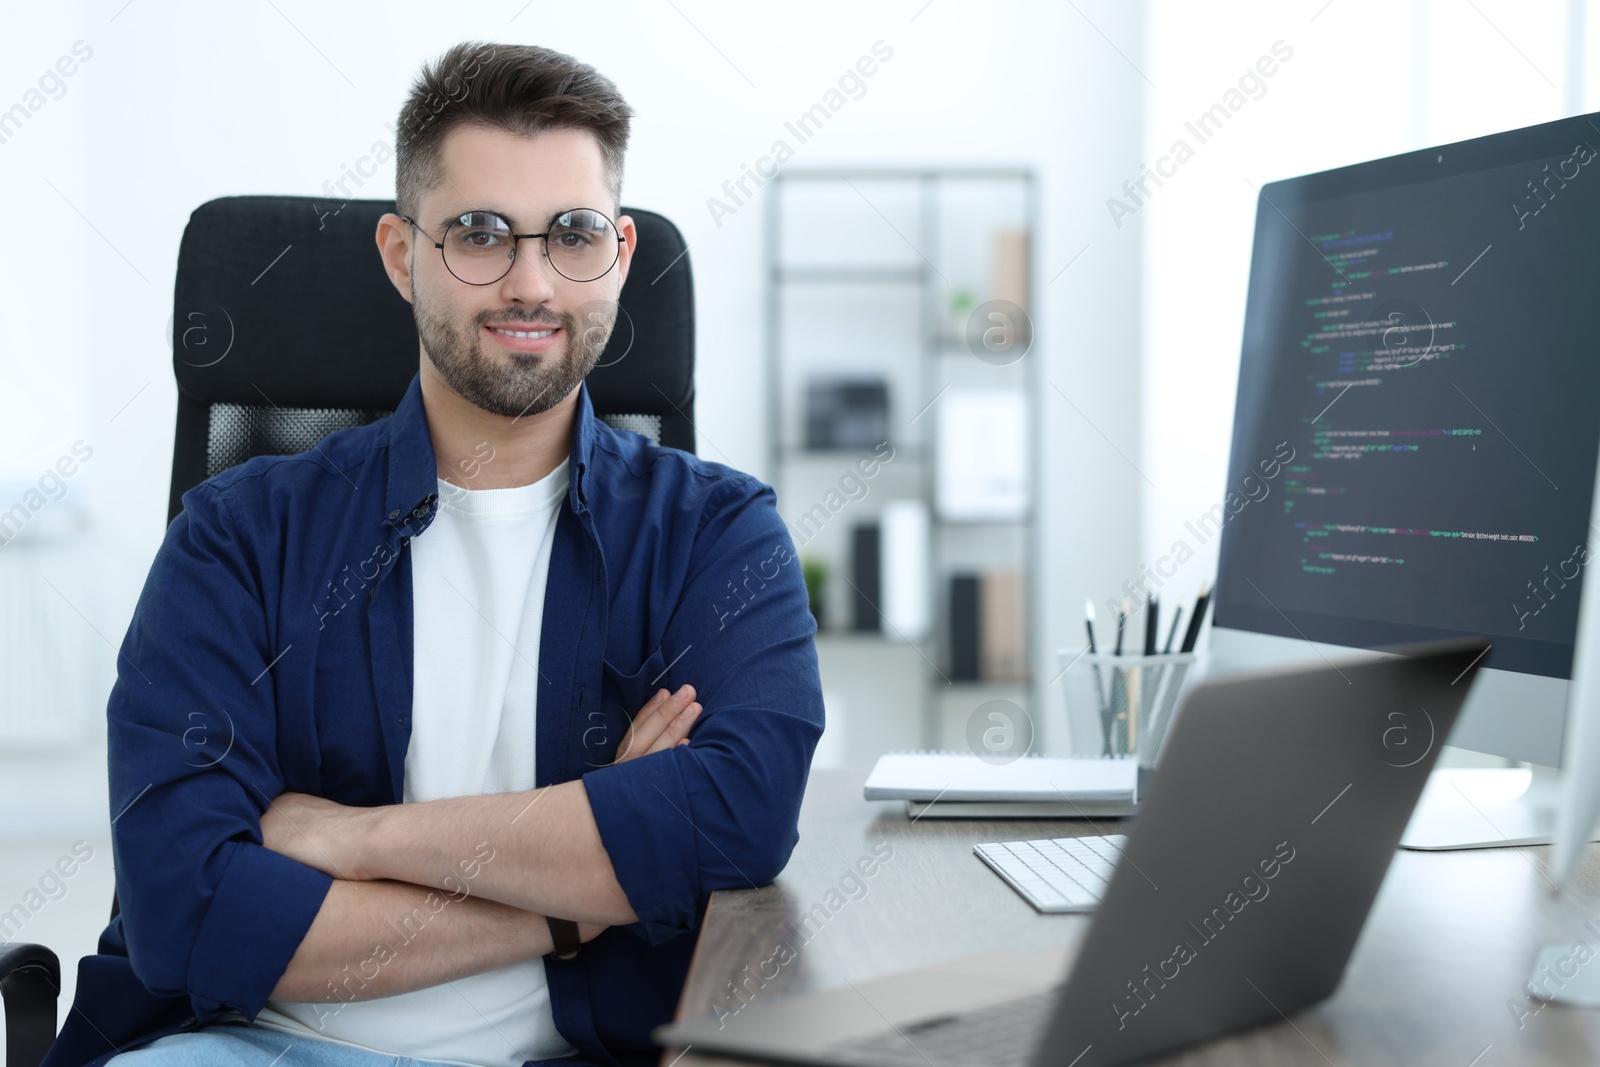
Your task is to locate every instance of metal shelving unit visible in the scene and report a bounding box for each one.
[764,167,1042,750]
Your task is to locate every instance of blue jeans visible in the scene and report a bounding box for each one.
[105,1021,478,1067]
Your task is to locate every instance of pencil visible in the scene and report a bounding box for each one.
[1146,594,1160,656]
[1163,602,1185,655]
[1086,600,1114,758]
[1180,583,1213,653]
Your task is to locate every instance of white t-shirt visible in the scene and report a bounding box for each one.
[252,457,574,1067]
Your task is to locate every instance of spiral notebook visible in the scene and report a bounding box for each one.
[903,797,1137,819]
[863,750,1137,803]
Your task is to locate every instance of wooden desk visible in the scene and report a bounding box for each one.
[662,767,1600,1066]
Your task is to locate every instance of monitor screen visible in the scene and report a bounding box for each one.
[1214,112,1600,680]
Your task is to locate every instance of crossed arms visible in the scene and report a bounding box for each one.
[108,475,822,1018]
[259,684,703,1002]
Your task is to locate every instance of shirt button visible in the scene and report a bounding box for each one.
[181,1016,197,1028]
[388,509,400,520]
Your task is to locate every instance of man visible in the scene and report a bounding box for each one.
[41,40,823,1067]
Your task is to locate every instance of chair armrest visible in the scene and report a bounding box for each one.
[1,942,60,1067]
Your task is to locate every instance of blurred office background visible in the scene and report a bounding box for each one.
[0,0,1593,1030]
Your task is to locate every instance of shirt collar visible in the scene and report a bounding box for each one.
[383,372,598,535]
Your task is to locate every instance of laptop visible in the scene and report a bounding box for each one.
[653,637,1489,1067]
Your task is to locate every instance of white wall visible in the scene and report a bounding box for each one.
[0,0,1147,834]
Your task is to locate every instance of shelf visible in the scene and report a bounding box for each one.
[934,514,1033,528]
[775,266,925,284]
[778,444,929,463]
[814,630,930,645]
[768,167,1041,754]
[932,340,1033,360]
[771,167,1034,183]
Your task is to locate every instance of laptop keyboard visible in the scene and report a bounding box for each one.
[973,834,1128,913]
[822,987,1058,1066]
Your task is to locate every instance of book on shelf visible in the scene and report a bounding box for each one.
[949,573,981,680]
[991,227,1031,339]
[851,523,881,632]
[948,569,1027,682]
[935,388,1028,521]
[880,499,931,641]
[979,567,1026,682]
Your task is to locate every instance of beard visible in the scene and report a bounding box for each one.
[414,281,617,419]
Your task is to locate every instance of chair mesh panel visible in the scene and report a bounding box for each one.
[598,413,663,443]
[205,403,390,479]
[205,403,664,480]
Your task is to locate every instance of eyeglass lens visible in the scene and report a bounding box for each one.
[442,209,618,284]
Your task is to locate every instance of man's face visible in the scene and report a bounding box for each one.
[396,124,634,419]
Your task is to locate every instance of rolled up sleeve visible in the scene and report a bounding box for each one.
[582,476,824,944]
[109,482,332,1017]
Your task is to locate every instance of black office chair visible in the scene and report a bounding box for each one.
[0,194,696,1067]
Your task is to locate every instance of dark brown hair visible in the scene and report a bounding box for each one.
[394,41,633,220]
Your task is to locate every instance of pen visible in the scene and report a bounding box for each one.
[1147,605,1189,767]
[1180,582,1213,654]
[1163,602,1185,655]
[1086,600,1114,758]
[1144,593,1159,657]
[1112,599,1130,754]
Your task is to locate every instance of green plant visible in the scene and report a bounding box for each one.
[949,286,976,319]
[801,557,827,625]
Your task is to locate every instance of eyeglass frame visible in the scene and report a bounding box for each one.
[399,206,627,285]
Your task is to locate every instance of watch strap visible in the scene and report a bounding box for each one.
[547,916,581,960]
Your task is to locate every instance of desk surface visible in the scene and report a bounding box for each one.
[662,767,1600,1066]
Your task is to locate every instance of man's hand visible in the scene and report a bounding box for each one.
[613,684,700,766]
[260,791,376,880]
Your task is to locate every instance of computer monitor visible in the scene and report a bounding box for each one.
[1208,109,1600,850]
[1555,444,1600,884]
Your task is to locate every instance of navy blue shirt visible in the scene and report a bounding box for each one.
[42,372,824,1067]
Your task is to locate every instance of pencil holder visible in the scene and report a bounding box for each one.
[1055,647,1202,776]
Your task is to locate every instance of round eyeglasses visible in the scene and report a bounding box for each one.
[401,208,624,285]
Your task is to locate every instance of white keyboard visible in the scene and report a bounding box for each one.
[973,834,1129,913]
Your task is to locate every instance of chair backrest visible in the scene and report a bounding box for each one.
[165,195,696,523]
[111,198,695,924]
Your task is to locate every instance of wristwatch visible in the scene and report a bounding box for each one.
[546,917,581,961]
